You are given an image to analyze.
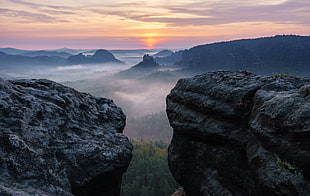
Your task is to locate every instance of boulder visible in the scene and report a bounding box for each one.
[0,78,132,196]
[166,71,310,196]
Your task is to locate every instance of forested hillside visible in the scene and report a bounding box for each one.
[176,35,310,76]
[120,140,179,196]
[124,111,173,142]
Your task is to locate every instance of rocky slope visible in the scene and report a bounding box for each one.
[0,78,132,196]
[166,71,310,196]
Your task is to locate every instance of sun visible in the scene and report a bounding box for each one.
[140,33,163,49]
[144,37,156,48]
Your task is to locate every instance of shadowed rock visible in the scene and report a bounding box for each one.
[0,78,132,196]
[166,71,310,196]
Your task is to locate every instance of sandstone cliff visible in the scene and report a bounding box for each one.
[167,71,310,195]
[0,78,132,196]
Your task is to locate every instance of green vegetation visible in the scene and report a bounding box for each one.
[124,111,173,142]
[121,140,179,196]
[272,72,290,78]
[274,154,303,177]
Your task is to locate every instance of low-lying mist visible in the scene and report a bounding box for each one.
[63,69,179,141]
[67,77,176,117]
[0,63,130,82]
[1,57,181,141]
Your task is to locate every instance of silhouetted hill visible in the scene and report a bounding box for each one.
[154,50,183,65]
[132,54,160,70]
[66,49,124,65]
[0,48,33,55]
[0,51,66,67]
[116,54,161,78]
[176,35,310,76]
[153,50,173,57]
[21,50,71,58]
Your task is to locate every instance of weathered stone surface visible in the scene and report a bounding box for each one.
[166,71,310,196]
[0,78,132,196]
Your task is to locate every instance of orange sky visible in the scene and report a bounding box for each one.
[0,0,309,49]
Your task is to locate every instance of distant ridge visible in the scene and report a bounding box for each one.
[66,49,124,65]
[154,50,183,65]
[153,50,173,57]
[0,48,34,55]
[0,51,66,67]
[175,35,310,76]
[21,50,71,58]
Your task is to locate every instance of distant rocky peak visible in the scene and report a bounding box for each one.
[142,54,155,63]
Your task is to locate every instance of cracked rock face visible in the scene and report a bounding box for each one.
[0,78,132,196]
[166,71,310,196]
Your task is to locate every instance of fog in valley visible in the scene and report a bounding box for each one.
[1,50,179,141]
[3,36,307,142]
[64,70,178,141]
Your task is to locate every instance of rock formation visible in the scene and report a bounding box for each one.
[132,54,160,70]
[0,78,132,196]
[166,71,310,196]
[116,54,161,79]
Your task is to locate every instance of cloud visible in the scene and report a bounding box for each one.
[0,8,59,23]
[1,0,309,49]
[3,0,309,26]
[1,0,79,23]
[8,0,73,10]
[92,0,310,27]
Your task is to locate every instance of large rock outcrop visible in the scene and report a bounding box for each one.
[166,71,310,196]
[0,78,132,196]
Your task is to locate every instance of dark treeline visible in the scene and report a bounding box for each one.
[120,140,179,196]
[175,35,310,76]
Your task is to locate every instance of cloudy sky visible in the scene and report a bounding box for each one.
[1,0,309,49]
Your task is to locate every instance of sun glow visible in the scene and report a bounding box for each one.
[139,33,164,48]
[1,0,309,49]
[143,37,156,48]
